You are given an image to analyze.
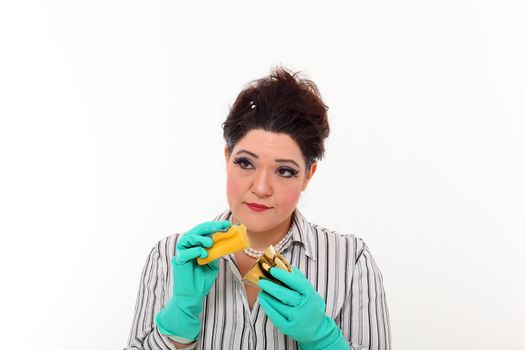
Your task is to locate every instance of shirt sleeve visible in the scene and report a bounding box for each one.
[124,243,197,350]
[336,242,392,350]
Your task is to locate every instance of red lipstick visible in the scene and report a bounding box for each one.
[246,202,271,212]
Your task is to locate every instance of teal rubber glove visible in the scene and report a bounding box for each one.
[155,220,231,341]
[258,266,349,350]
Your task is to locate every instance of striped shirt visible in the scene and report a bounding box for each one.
[125,208,391,350]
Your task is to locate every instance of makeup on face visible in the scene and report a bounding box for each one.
[225,129,309,236]
[246,202,271,212]
[232,149,301,179]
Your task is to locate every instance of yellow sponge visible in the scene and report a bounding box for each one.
[197,224,250,265]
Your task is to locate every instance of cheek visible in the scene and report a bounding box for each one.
[226,176,239,199]
[275,184,302,211]
[226,169,244,201]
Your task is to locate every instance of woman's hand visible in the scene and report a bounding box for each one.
[258,266,349,350]
[156,220,231,341]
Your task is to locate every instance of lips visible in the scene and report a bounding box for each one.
[246,202,271,209]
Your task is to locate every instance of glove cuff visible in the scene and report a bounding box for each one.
[155,298,203,340]
[298,316,349,350]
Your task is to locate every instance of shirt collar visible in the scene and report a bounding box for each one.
[212,207,317,261]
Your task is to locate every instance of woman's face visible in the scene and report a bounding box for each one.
[224,129,317,233]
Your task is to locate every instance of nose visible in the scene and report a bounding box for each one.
[251,170,272,197]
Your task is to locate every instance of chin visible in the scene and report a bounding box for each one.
[230,207,274,232]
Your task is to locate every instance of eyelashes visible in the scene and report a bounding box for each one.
[233,157,299,178]
[233,157,251,168]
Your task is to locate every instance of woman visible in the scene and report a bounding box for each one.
[125,67,391,349]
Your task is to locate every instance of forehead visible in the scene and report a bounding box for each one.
[233,129,304,161]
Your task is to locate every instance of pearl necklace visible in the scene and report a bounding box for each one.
[242,230,293,259]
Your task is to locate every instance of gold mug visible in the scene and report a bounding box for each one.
[242,245,292,287]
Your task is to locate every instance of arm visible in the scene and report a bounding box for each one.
[124,243,196,350]
[336,244,391,350]
[258,266,350,350]
[167,339,196,349]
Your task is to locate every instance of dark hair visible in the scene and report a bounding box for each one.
[222,66,330,172]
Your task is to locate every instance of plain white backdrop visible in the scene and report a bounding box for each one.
[1,1,524,349]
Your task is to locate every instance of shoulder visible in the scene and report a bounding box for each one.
[145,232,182,266]
[306,220,368,263]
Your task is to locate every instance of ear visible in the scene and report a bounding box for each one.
[301,161,317,192]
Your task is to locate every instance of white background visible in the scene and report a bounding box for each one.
[1,1,524,349]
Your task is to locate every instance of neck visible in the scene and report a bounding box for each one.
[231,213,293,250]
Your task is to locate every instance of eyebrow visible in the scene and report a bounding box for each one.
[235,149,301,168]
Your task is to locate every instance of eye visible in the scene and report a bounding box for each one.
[277,167,299,178]
[233,157,299,178]
[233,157,253,169]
